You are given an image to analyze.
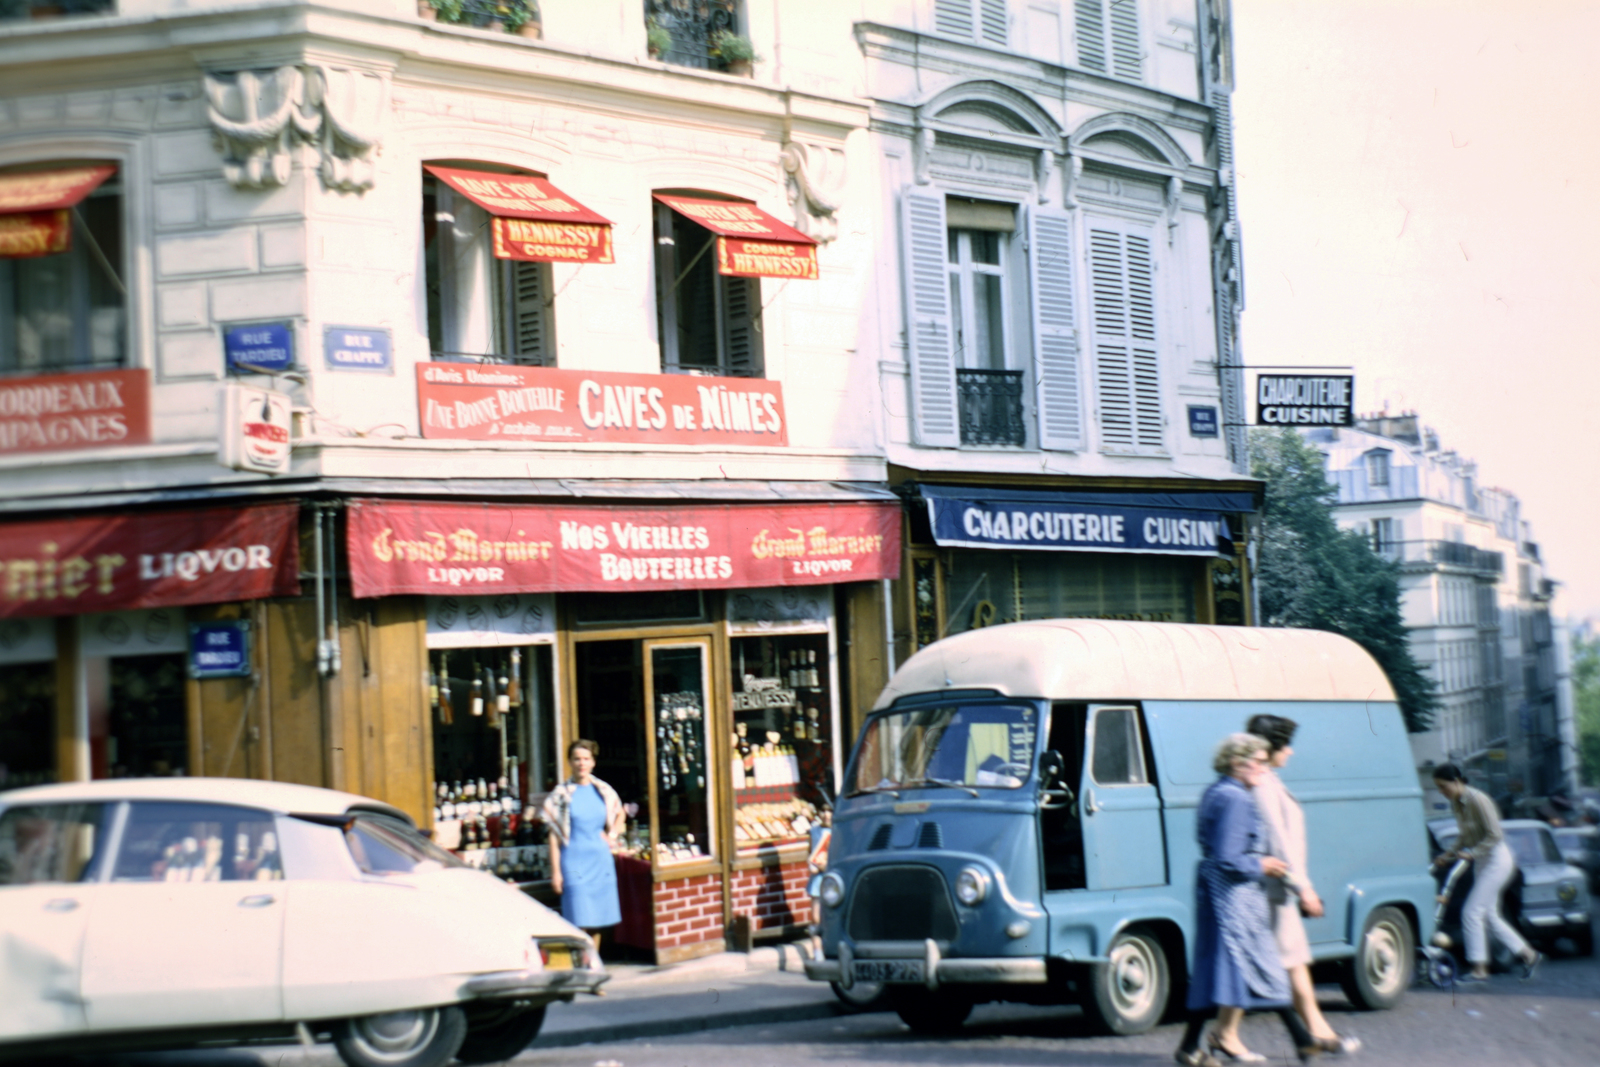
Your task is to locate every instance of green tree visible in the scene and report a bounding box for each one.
[1575,632,1600,786]
[1250,427,1438,732]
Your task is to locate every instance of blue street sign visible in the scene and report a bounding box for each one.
[324,326,393,374]
[224,322,294,373]
[1188,405,1220,438]
[189,620,252,679]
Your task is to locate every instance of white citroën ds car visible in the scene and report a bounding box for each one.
[0,778,606,1067]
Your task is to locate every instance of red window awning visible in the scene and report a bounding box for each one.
[425,165,613,265]
[0,163,115,260]
[654,194,819,280]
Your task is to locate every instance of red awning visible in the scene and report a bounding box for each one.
[0,164,115,260]
[425,165,613,265]
[654,195,818,280]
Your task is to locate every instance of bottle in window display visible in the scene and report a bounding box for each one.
[731,732,747,790]
[496,667,511,716]
[507,648,522,707]
[470,675,484,717]
[439,654,455,724]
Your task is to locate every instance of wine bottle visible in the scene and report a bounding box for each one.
[508,648,522,707]
[439,655,455,724]
[496,667,511,715]
[471,676,485,717]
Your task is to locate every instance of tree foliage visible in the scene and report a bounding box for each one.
[1575,633,1600,787]
[1249,428,1438,732]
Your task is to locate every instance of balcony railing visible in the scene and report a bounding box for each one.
[1373,538,1505,577]
[957,368,1026,447]
[645,0,736,70]
[432,350,553,368]
[0,0,113,18]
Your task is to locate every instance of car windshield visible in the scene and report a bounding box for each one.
[345,813,464,876]
[1553,828,1593,850]
[851,702,1039,793]
[1505,826,1563,867]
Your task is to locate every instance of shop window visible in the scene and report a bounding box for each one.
[423,171,554,366]
[0,164,125,374]
[0,803,108,885]
[111,801,281,882]
[0,661,56,788]
[648,642,713,864]
[943,549,1198,633]
[1074,0,1143,81]
[934,0,1008,47]
[729,633,833,855]
[102,654,187,779]
[654,200,763,377]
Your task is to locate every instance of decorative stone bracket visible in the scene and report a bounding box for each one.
[780,141,844,244]
[204,65,388,193]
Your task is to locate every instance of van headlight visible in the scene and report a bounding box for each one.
[955,866,990,906]
[1558,881,1579,903]
[819,872,846,908]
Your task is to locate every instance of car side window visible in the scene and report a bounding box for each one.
[1090,706,1149,786]
[0,804,108,885]
[345,813,464,876]
[112,802,283,882]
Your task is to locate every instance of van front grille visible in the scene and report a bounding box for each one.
[846,864,958,942]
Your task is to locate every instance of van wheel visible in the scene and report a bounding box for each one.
[1081,929,1169,1035]
[1340,906,1413,1010]
[890,987,973,1033]
[333,1006,466,1067]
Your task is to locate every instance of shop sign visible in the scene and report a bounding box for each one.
[1187,405,1219,438]
[219,383,293,475]
[416,363,788,447]
[324,326,392,374]
[0,164,116,260]
[346,499,901,598]
[0,503,300,619]
[224,321,294,373]
[655,195,819,280]
[188,620,251,678]
[425,165,614,265]
[1254,375,1353,426]
[0,210,70,259]
[924,486,1251,558]
[426,592,555,648]
[0,368,151,456]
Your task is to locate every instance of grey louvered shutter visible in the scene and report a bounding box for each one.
[901,188,959,447]
[722,275,763,378]
[509,260,551,364]
[1088,224,1162,454]
[979,0,1008,45]
[1029,208,1082,450]
[1108,0,1143,79]
[1075,1,1141,80]
[1074,0,1107,72]
[935,0,974,37]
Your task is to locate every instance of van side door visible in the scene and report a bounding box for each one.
[1080,705,1166,890]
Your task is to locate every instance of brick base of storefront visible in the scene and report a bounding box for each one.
[645,859,811,964]
[730,858,811,934]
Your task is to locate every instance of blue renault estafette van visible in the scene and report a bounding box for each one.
[804,620,1434,1034]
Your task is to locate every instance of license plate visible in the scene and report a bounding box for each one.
[543,945,574,970]
[853,959,924,984]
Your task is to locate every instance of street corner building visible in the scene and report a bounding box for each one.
[0,0,1257,963]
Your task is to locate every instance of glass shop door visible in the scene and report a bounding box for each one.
[642,639,715,867]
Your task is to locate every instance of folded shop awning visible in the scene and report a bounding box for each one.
[425,165,614,265]
[918,484,1257,558]
[654,194,818,279]
[0,163,115,260]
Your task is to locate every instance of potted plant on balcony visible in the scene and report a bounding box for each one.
[710,30,758,76]
[504,0,540,37]
[646,18,672,60]
[421,0,462,22]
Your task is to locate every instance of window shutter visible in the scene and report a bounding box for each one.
[934,0,974,38]
[721,275,763,378]
[1108,0,1142,79]
[1074,1,1141,80]
[979,0,1008,45]
[1088,224,1162,454]
[902,188,959,447]
[1028,208,1082,450]
[509,260,551,364]
[1073,0,1107,73]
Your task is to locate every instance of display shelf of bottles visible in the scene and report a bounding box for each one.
[733,797,818,848]
[433,771,550,881]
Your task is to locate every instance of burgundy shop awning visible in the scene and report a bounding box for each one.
[654,195,818,279]
[0,503,300,619]
[0,164,115,260]
[426,165,614,264]
[346,498,901,598]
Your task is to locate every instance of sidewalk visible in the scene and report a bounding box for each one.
[533,944,848,1049]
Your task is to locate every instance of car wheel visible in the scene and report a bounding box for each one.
[455,1006,547,1064]
[1572,925,1594,958]
[889,987,973,1033]
[830,980,887,1011]
[1080,928,1170,1036]
[1340,905,1413,1010]
[334,1005,467,1067]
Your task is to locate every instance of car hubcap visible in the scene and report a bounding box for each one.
[350,1010,439,1062]
[1109,938,1156,1017]
[1365,922,1402,994]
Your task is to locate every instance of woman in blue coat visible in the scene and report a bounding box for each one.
[1176,733,1319,1065]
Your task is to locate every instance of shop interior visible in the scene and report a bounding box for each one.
[0,660,55,788]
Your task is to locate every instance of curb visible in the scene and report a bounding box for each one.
[531,998,845,1049]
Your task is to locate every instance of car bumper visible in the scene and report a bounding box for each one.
[462,967,610,1002]
[804,939,1047,990]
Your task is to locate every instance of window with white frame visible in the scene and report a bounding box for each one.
[946,203,1015,371]
[1371,517,1397,557]
[1086,221,1163,454]
[0,164,125,374]
[1365,448,1391,487]
[423,170,554,365]
[934,0,1009,46]
[1074,0,1142,80]
[653,200,762,378]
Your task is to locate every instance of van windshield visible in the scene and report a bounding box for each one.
[851,702,1039,794]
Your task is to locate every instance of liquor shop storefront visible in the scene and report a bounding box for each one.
[346,495,900,963]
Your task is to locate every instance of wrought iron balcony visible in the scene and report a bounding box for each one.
[957,368,1026,447]
[1376,538,1505,577]
[432,350,553,368]
[0,0,114,18]
[645,0,736,71]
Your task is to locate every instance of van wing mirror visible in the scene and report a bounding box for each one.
[1038,750,1074,811]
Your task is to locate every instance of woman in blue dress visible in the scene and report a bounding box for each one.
[541,739,623,940]
[1175,733,1320,1066]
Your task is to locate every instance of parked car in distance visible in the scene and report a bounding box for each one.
[0,778,606,1067]
[1552,825,1600,893]
[1428,816,1592,957]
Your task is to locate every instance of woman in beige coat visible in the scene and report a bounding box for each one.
[1247,714,1360,1057]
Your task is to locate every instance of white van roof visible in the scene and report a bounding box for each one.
[875,620,1396,708]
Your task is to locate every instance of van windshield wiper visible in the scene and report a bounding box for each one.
[847,785,902,799]
[914,777,980,798]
